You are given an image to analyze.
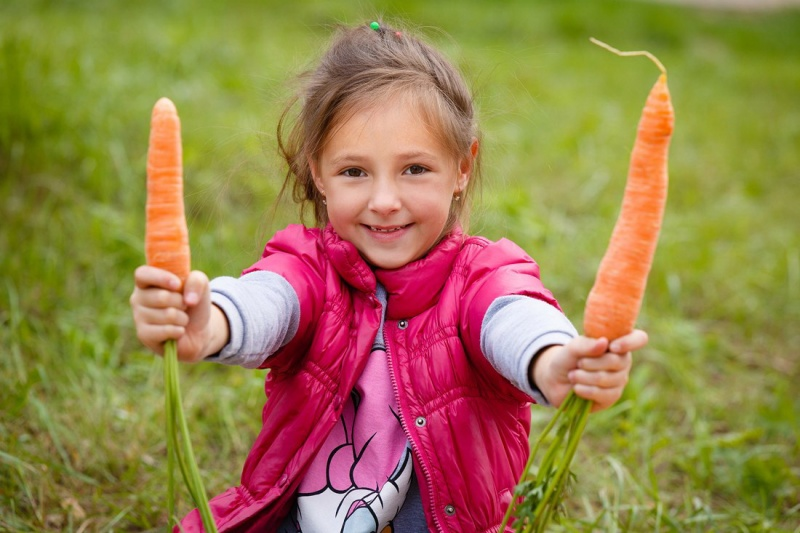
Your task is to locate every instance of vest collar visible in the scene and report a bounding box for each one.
[323,225,465,320]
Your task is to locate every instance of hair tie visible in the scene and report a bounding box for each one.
[368,21,401,40]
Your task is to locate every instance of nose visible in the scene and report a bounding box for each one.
[368,176,401,215]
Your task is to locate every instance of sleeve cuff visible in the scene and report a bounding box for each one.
[481,295,578,405]
[206,285,248,365]
[203,271,300,369]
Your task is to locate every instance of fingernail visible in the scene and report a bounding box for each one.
[185,292,198,305]
[568,370,576,382]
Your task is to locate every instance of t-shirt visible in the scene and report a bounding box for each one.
[277,287,421,531]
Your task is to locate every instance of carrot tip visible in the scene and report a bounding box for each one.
[154,97,177,114]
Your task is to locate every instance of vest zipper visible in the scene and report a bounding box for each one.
[384,322,446,533]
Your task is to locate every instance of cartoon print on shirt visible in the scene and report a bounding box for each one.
[283,344,413,532]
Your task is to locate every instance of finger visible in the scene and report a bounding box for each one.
[134,287,186,310]
[577,351,632,373]
[609,329,649,353]
[570,367,629,390]
[137,323,187,353]
[572,382,624,411]
[183,270,209,307]
[135,305,190,328]
[134,265,183,291]
[569,335,609,359]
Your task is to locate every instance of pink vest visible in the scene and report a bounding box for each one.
[179,225,561,532]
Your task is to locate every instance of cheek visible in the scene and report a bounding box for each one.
[324,194,359,228]
[409,186,454,217]
[325,205,345,231]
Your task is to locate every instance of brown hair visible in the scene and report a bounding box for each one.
[277,20,481,231]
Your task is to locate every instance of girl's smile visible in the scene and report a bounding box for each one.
[312,98,472,269]
[363,224,412,245]
[367,224,409,233]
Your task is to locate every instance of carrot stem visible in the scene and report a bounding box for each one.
[499,388,580,530]
[165,340,178,530]
[536,395,591,532]
[589,37,667,75]
[164,340,218,532]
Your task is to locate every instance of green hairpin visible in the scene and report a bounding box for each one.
[369,21,380,31]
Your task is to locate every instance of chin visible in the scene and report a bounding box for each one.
[365,254,414,270]
[368,259,405,270]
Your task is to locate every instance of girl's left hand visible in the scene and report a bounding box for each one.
[532,329,648,412]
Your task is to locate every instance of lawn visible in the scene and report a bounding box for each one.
[1,0,798,531]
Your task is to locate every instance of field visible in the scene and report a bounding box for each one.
[1,0,798,531]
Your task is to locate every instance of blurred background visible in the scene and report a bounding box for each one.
[1,0,798,531]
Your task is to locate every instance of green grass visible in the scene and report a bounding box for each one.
[1,0,799,531]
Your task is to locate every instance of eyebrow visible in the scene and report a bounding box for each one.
[326,150,438,168]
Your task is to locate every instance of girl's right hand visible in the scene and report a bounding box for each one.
[130,265,214,362]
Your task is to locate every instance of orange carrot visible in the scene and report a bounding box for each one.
[146,97,191,284]
[144,98,216,531]
[583,39,674,340]
[501,41,675,533]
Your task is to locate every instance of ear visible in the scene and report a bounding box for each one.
[456,138,479,193]
[309,159,324,196]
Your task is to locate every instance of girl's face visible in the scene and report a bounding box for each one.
[312,99,473,270]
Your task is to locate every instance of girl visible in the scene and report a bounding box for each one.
[131,21,647,533]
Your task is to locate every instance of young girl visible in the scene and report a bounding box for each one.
[131,21,647,533]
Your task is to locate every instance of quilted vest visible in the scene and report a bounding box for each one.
[178,224,561,532]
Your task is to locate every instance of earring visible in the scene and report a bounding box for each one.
[322,197,327,205]
[453,193,461,201]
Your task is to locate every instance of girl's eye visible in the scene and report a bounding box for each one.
[342,168,365,178]
[405,165,427,175]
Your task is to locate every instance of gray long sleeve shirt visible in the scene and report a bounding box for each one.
[206,270,577,405]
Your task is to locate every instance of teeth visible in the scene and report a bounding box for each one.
[369,226,404,233]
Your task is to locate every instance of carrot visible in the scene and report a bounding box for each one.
[583,38,674,341]
[146,97,191,284]
[501,40,674,532]
[145,97,217,533]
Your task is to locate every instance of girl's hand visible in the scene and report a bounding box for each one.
[130,266,218,362]
[531,329,648,411]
